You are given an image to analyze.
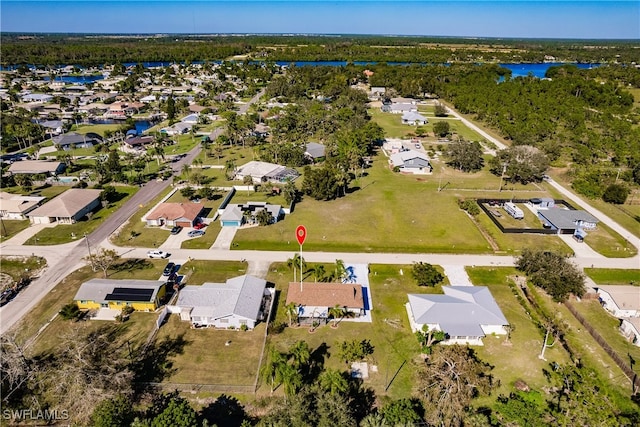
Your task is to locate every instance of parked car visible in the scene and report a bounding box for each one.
[170,226,182,235]
[163,262,176,276]
[188,230,205,238]
[193,222,206,230]
[0,289,16,306]
[147,250,170,259]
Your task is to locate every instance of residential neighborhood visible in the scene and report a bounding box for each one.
[1,33,639,427]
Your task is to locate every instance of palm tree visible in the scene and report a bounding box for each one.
[286,254,306,283]
[360,413,389,427]
[181,163,191,179]
[328,304,345,326]
[284,302,298,327]
[260,347,287,395]
[279,364,302,402]
[309,264,326,282]
[318,369,349,395]
[288,340,310,370]
[334,259,347,283]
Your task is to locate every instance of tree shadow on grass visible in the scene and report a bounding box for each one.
[200,394,249,427]
[113,258,154,273]
[131,333,189,385]
[307,342,330,382]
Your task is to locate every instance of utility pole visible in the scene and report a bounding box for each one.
[84,232,94,269]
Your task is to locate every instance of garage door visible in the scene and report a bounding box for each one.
[176,220,192,228]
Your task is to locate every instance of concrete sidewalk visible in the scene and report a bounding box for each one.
[0,223,56,246]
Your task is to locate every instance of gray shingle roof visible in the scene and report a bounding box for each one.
[408,286,507,337]
[176,275,266,321]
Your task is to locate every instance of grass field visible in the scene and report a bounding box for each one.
[584,268,640,286]
[570,298,640,377]
[0,219,30,242]
[156,315,265,386]
[232,154,568,254]
[0,255,47,285]
[26,186,138,245]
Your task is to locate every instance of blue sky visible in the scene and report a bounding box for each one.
[1,1,638,39]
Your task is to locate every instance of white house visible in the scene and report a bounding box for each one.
[596,285,640,318]
[234,160,299,184]
[620,318,640,347]
[172,275,272,330]
[401,111,428,125]
[389,150,432,174]
[406,286,508,346]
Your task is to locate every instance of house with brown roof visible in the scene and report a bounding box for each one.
[145,202,204,228]
[0,192,46,220]
[27,188,102,224]
[286,282,366,323]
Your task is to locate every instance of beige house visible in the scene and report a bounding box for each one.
[8,160,65,176]
[0,192,46,220]
[27,189,102,224]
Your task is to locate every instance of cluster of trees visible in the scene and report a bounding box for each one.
[515,248,585,301]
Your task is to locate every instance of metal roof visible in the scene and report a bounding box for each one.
[408,286,507,337]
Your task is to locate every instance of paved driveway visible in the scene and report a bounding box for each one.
[211,226,238,250]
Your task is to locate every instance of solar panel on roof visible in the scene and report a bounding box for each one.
[105,287,154,302]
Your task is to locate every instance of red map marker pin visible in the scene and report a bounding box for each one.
[295,225,307,245]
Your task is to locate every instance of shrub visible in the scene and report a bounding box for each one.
[602,183,630,204]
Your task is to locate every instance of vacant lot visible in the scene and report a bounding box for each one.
[233,154,573,254]
[155,315,265,387]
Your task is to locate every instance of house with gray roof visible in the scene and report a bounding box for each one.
[304,142,326,162]
[382,103,417,114]
[234,160,299,184]
[173,275,272,329]
[0,192,46,220]
[53,132,103,150]
[74,278,166,312]
[401,111,428,125]
[537,208,599,234]
[389,149,432,174]
[406,286,508,345]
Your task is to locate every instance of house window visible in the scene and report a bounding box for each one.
[80,300,87,304]
[239,320,247,325]
[220,319,229,324]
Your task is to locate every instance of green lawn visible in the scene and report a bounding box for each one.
[232,155,557,254]
[584,268,640,286]
[264,262,429,400]
[73,123,122,137]
[467,267,572,394]
[156,315,265,386]
[26,186,139,245]
[583,222,637,258]
[111,187,174,247]
[177,260,248,285]
[571,298,640,379]
[0,219,30,242]
[181,221,222,249]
